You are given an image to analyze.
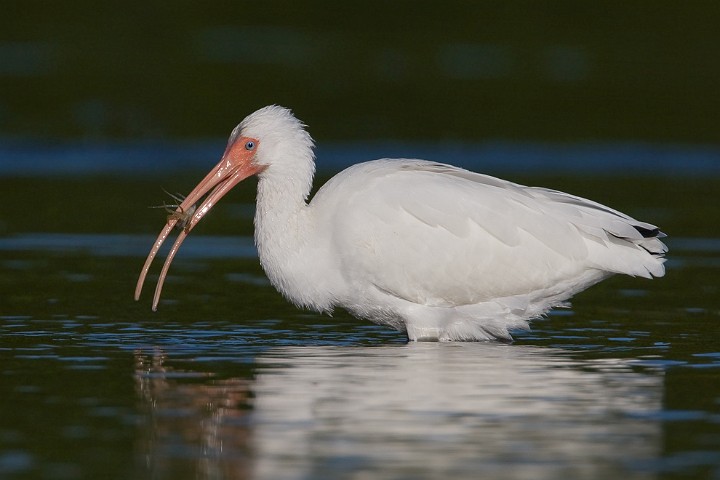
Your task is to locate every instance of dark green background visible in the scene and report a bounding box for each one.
[2,1,719,144]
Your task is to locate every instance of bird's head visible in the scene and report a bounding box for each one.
[134,105,314,310]
[232,104,314,172]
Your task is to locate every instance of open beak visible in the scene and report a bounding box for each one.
[135,136,263,310]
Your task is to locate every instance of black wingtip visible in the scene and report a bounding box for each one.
[634,225,662,238]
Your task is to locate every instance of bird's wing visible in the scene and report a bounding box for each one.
[314,160,664,308]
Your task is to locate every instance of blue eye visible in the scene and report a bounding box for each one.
[245,141,256,151]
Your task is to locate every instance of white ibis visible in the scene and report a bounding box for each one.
[135,105,667,342]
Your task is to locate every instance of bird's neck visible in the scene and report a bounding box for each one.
[253,164,315,299]
[255,170,312,244]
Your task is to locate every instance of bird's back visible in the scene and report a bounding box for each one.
[308,159,666,339]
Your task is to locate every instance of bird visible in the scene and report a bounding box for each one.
[135,105,667,342]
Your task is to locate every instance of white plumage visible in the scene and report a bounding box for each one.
[135,105,667,342]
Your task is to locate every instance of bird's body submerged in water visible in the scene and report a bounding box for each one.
[135,105,667,342]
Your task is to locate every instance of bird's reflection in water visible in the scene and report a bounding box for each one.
[133,343,663,480]
[133,349,253,480]
[251,343,662,480]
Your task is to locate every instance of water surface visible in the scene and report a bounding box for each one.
[1,166,719,479]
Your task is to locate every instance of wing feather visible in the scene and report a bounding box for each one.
[312,159,665,308]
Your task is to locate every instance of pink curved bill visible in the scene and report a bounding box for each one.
[135,137,263,310]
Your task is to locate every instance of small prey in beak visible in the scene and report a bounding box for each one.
[135,136,264,310]
[149,189,197,232]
